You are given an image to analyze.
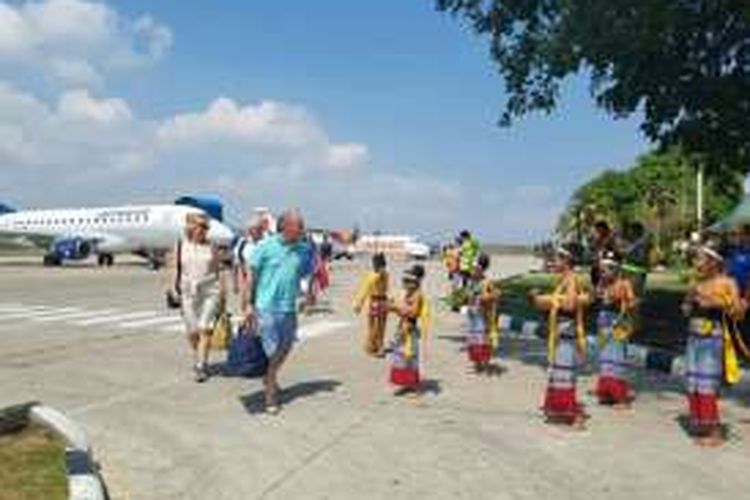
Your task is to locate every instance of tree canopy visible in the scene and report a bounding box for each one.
[436,0,750,171]
[558,149,744,249]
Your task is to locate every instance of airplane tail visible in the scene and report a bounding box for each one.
[0,202,15,215]
[174,195,223,222]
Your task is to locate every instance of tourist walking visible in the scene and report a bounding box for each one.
[168,212,227,383]
[242,209,314,414]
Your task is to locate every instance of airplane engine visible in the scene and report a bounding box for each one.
[52,237,92,261]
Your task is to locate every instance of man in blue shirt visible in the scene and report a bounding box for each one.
[243,209,314,414]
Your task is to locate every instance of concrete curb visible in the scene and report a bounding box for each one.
[29,405,107,500]
[495,313,750,390]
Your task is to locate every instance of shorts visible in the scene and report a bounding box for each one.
[258,312,298,358]
[181,291,220,334]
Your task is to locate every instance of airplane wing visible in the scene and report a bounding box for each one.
[0,229,109,251]
[0,230,56,249]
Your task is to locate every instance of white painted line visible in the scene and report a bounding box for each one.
[160,319,353,338]
[118,315,182,329]
[0,307,79,321]
[160,323,185,333]
[74,311,157,326]
[0,303,25,312]
[32,309,120,323]
[298,320,351,341]
[0,305,51,315]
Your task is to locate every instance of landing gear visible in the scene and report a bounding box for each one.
[97,253,114,267]
[43,254,62,266]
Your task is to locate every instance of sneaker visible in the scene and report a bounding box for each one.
[193,364,208,383]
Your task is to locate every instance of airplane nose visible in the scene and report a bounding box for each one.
[208,221,235,244]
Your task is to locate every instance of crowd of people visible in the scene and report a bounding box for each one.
[529,219,750,447]
[166,208,335,414]
[437,221,750,447]
[165,211,750,447]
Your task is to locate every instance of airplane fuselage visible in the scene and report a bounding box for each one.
[0,204,235,266]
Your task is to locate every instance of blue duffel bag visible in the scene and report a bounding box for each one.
[225,326,268,378]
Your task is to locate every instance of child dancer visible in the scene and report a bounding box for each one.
[682,244,746,447]
[466,254,501,373]
[353,253,390,357]
[594,252,636,408]
[530,246,591,428]
[388,265,428,394]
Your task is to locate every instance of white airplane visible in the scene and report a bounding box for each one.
[354,234,432,260]
[0,200,235,268]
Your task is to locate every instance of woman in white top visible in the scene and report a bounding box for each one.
[168,212,226,382]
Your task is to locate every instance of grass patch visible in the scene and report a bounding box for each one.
[0,424,68,500]
[497,272,557,322]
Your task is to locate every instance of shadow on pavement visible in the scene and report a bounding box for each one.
[239,379,342,414]
[420,379,442,395]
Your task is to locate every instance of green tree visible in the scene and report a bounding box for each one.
[559,149,744,251]
[436,1,750,171]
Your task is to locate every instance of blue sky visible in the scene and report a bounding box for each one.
[0,0,649,242]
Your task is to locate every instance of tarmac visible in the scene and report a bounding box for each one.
[1,254,750,499]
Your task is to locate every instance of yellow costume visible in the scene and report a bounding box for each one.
[353,270,390,356]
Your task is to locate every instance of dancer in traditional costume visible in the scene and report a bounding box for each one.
[682,244,747,447]
[388,265,429,393]
[530,246,591,427]
[465,254,501,373]
[594,251,636,408]
[353,253,390,358]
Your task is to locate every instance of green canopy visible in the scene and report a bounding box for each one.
[711,195,750,232]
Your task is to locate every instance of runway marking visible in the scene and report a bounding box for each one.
[31,308,121,323]
[118,315,182,329]
[0,307,79,321]
[0,305,51,315]
[0,303,26,312]
[159,319,354,338]
[74,311,157,326]
[160,323,185,333]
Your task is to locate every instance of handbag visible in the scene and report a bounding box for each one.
[210,312,231,351]
[166,240,183,310]
[225,325,268,377]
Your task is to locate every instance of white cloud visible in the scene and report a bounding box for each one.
[0,0,172,86]
[157,97,369,171]
[57,88,132,123]
[0,82,153,175]
[0,1,554,240]
[326,143,369,170]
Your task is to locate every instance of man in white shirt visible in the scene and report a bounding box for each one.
[232,215,268,295]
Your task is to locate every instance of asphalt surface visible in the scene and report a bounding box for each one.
[1,255,750,499]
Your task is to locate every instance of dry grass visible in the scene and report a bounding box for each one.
[0,424,67,500]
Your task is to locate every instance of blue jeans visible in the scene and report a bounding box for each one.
[258,312,298,359]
